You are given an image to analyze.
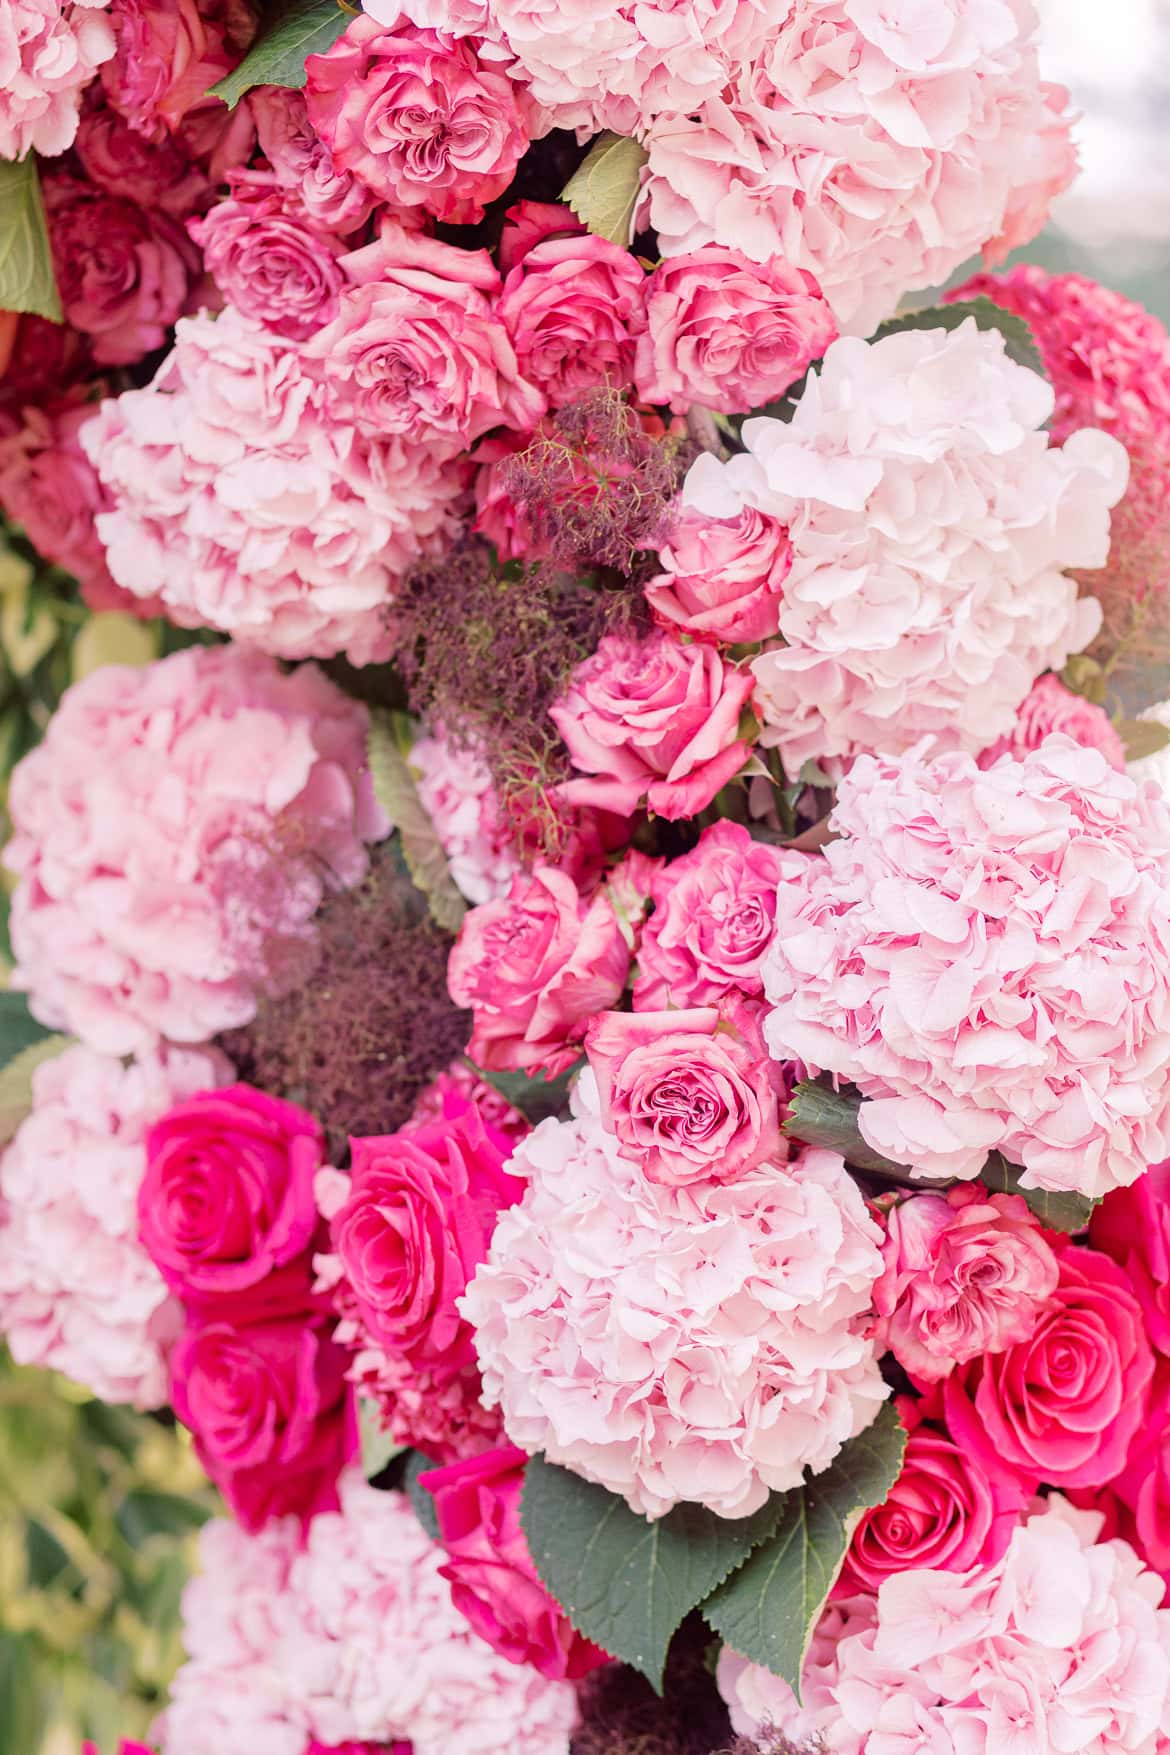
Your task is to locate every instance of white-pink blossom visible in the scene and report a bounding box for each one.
[411,730,521,905]
[0,0,114,160]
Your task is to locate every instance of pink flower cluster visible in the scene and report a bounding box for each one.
[3,644,386,1054]
[0,0,114,159]
[410,729,521,905]
[977,671,1128,771]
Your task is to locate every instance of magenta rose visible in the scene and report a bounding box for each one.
[874,1184,1060,1384]
[634,246,836,416]
[74,98,210,217]
[645,503,792,644]
[329,1095,521,1376]
[249,86,375,234]
[1092,1158,1170,1355]
[977,672,1128,770]
[304,15,528,224]
[448,863,633,1077]
[836,1399,1026,1596]
[138,1085,325,1319]
[550,628,755,820]
[942,1242,1155,1492]
[189,167,346,341]
[587,999,782,1186]
[419,1445,609,1681]
[497,232,646,407]
[1107,1364,1170,1579]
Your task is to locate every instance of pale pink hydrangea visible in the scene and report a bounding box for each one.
[81,305,467,663]
[684,321,1127,768]
[762,735,1170,1197]
[3,645,388,1055]
[462,1069,887,1520]
[719,1497,1170,1755]
[162,1473,577,1755]
[641,1,1076,334]
[0,1043,229,1407]
[0,0,115,160]
[410,731,521,905]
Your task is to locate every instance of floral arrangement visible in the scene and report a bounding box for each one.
[2,1,1170,1753]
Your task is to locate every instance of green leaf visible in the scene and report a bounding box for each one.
[702,1403,907,1694]
[471,1057,584,1124]
[404,1451,441,1540]
[367,711,467,934]
[562,133,648,247]
[0,158,62,323]
[871,298,1048,380]
[521,1455,785,1690]
[0,990,56,1070]
[783,1079,912,1178]
[115,1490,210,1547]
[359,1396,403,1481]
[0,1034,71,1146]
[0,1633,48,1755]
[978,1155,1095,1235]
[209,0,352,107]
[1118,718,1170,762]
[1060,654,1107,706]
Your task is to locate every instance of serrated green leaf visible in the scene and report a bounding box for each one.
[562,133,648,247]
[521,1456,785,1690]
[367,712,467,934]
[1118,718,1170,762]
[0,990,57,1071]
[702,1403,906,1695]
[0,158,62,323]
[0,1034,70,1147]
[209,0,352,107]
[470,1057,583,1123]
[359,1397,403,1481]
[872,298,1047,380]
[783,1078,912,1178]
[978,1154,1095,1234]
[404,1451,441,1540]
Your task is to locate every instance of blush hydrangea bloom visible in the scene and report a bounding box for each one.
[462,1069,887,1520]
[411,730,521,905]
[762,735,1170,1197]
[0,1043,229,1407]
[81,305,467,663]
[0,0,115,160]
[719,1497,1170,1755]
[684,321,1127,768]
[3,645,388,1055]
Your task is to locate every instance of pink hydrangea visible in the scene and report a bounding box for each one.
[0,1043,228,1407]
[719,1497,1170,1755]
[462,1069,887,1520]
[977,671,1128,770]
[761,736,1170,1195]
[684,321,1128,768]
[641,3,1076,334]
[3,644,387,1054]
[410,729,521,905]
[189,167,348,342]
[81,305,466,661]
[161,1473,578,1755]
[0,0,115,160]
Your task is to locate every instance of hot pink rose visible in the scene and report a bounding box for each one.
[635,247,836,416]
[942,1242,1155,1491]
[189,167,346,341]
[419,1445,609,1681]
[101,0,253,135]
[836,1399,1026,1596]
[138,1085,326,1320]
[82,1742,156,1755]
[587,1000,782,1186]
[496,232,646,407]
[448,863,633,1077]
[1092,1159,1170,1357]
[550,628,755,820]
[304,15,528,224]
[645,503,792,644]
[249,86,376,234]
[977,672,1128,770]
[1107,1365,1170,1580]
[497,199,584,273]
[874,1185,1060,1384]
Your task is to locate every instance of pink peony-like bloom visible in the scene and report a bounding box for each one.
[0,0,114,160]
[496,233,646,408]
[81,305,466,661]
[410,729,521,905]
[74,94,211,214]
[189,167,347,342]
[874,1184,1059,1385]
[762,737,1170,1197]
[448,862,633,1077]
[305,14,529,224]
[645,503,792,645]
[463,1069,887,1520]
[720,1496,1170,1755]
[0,1043,228,1408]
[550,629,755,820]
[419,1445,609,1680]
[3,644,387,1054]
[100,0,253,137]
[249,86,376,234]
[497,199,582,273]
[685,321,1127,768]
[1093,1159,1170,1358]
[977,671,1128,770]
[635,247,836,416]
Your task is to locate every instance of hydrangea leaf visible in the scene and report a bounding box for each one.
[208,0,353,107]
[521,1455,785,1691]
[562,133,648,247]
[977,1156,1095,1234]
[701,1403,907,1697]
[367,711,467,935]
[0,158,63,323]
[871,298,1047,380]
[0,1035,71,1147]
[1117,718,1170,762]
[404,1451,441,1539]
[470,1058,584,1124]
[0,992,57,1075]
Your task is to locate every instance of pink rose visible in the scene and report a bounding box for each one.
[873,1185,1060,1384]
[496,232,646,407]
[587,1000,782,1186]
[82,1743,156,1755]
[304,15,529,224]
[498,199,584,273]
[550,628,755,820]
[448,863,633,1077]
[419,1445,609,1681]
[138,1085,326,1320]
[635,247,836,416]
[645,503,792,644]
[977,672,1128,770]
[307,1745,411,1755]
[942,1242,1155,1491]
[1107,1365,1170,1580]
[189,167,346,341]
[249,86,376,234]
[1092,1159,1170,1357]
[101,0,254,135]
[75,97,211,217]
[836,1399,1026,1596]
